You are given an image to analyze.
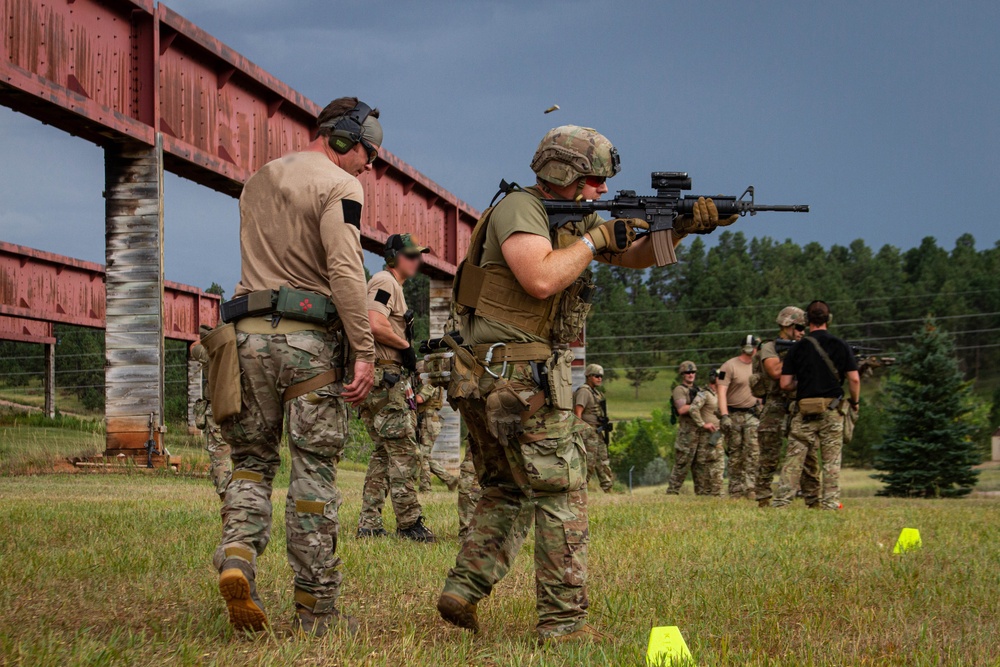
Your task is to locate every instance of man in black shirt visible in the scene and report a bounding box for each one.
[772,301,860,510]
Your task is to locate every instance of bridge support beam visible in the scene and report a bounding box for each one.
[429,278,460,475]
[43,342,56,419]
[103,136,166,454]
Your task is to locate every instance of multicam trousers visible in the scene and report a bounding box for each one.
[666,421,698,494]
[581,424,614,492]
[214,330,349,613]
[725,410,760,499]
[457,444,479,540]
[691,429,725,496]
[773,408,844,510]
[418,412,457,491]
[357,368,423,532]
[443,361,590,640]
[195,398,232,496]
[756,399,821,506]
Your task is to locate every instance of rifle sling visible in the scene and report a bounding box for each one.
[804,336,843,388]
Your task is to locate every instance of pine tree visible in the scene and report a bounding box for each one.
[872,317,980,497]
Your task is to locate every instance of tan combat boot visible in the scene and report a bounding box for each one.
[218,558,268,632]
[437,592,480,633]
[541,624,611,645]
[294,589,359,637]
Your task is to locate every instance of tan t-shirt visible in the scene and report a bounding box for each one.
[672,384,697,427]
[718,356,756,409]
[463,187,604,347]
[367,270,408,363]
[689,386,720,429]
[235,151,374,362]
[574,384,604,427]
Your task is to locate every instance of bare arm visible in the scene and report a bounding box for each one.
[502,232,596,299]
[574,405,585,419]
[846,370,861,405]
[780,374,797,392]
[717,384,729,416]
[763,357,783,380]
[369,311,409,350]
[675,401,691,416]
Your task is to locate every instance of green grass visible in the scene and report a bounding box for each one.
[1,465,999,665]
[603,374,674,421]
[0,380,99,416]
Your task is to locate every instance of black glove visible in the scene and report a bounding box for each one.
[404,309,415,342]
[401,346,418,374]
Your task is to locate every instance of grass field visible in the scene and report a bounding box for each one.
[2,435,1000,666]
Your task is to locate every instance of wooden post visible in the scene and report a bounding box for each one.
[103,135,165,455]
[43,342,56,419]
[187,351,202,435]
[429,278,460,475]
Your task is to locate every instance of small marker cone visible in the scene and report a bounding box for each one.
[893,527,922,554]
[647,626,694,666]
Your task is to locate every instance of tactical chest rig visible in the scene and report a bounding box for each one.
[452,184,594,347]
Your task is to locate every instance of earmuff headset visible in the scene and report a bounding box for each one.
[384,234,402,267]
[320,101,373,155]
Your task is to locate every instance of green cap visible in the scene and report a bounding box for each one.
[386,233,430,258]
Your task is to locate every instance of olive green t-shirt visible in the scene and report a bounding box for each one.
[718,356,756,409]
[573,384,604,426]
[463,187,604,347]
[367,270,407,363]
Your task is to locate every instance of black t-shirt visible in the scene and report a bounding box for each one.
[781,330,858,399]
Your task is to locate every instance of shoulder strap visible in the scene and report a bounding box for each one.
[805,335,842,385]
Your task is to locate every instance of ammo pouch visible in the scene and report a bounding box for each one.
[200,323,242,422]
[798,397,833,416]
[551,272,594,345]
[443,336,481,402]
[221,286,337,326]
[421,350,454,389]
[545,348,575,411]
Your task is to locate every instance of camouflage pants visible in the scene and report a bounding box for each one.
[666,422,697,494]
[581,424,614,492]
[196,399,232,496]
[418,412,457,491]
[756,400,821,506]
[773,408,844,510]
[215,330,349,613]
[457,444,479,540]
[725,411,760,499]
[443,361,589,639]
[691,429,725,496]
[358,370,423,531]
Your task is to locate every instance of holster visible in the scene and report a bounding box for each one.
[544,348,575,411]
[200,323,242,422]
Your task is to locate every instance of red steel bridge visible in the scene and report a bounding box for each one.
[1,0,481,456]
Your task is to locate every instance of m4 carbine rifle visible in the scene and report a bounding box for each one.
[536,172,810,266]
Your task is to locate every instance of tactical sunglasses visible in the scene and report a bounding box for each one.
[682,370,697,375]
[794,324,806,332]
[584,175,607,188]
[360,137,378,164]
[593,374,604,378]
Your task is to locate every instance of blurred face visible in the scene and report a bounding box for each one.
[394,252,423,279]
[588,373,603,387]
[681,370,696,385]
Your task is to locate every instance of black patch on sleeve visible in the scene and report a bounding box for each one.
[374,289,391,305]
[342,199,362,229]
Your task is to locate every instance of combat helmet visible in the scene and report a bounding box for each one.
[530,125,621,187]
[585,363,604,377]
[678,360,697,374]
[776,306,806,328]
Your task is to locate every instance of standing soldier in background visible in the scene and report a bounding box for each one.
[211,97,378,636]
[666,361,700,494]
[415,361,458,492]
[773,301,860,510]
[718,336,761,499]
[753,307,821,508]
[191,342,231,500]
[573,364,614,493]
[437,125,737,643]
[357,234,436,542]
[687,369,725,496]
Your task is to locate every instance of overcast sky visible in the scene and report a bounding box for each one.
[1,0,998,294]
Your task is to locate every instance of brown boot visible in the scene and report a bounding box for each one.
[541,624,610,645]
[437,592,479,633]
[758,497,771,508]
[218,559,268,632]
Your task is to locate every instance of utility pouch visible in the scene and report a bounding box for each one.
[444,336,481,401]
[421,350,453,388]
[200,323,242,422]
[383,371,401,389]
[274,286,336,325]
[551,272,594,345]
[484,378,530,439]
[545,348,575,410]
[798,397,832,416]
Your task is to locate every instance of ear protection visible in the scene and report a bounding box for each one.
[384,234,402,267]
[320,101,373,154]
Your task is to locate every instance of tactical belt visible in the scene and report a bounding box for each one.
[221,286,337,326]
[282,368,343,403]
[472,342,552,364]
[236,316,327,335]
[377,359,403,368]
[729,406,756,413]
